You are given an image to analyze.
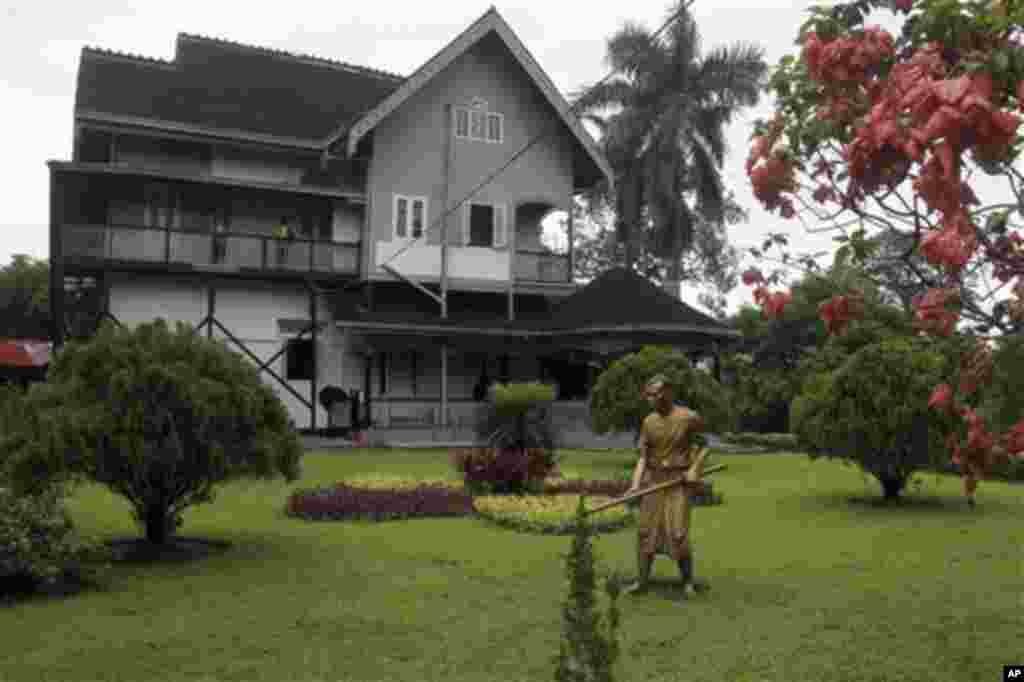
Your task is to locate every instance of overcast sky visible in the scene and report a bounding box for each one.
[0,0,977,318]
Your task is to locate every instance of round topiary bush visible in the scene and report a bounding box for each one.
[473,494,635,535]
[791,336,957,500]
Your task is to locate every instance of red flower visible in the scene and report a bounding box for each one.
[927,384,954,412]
[741,268,765,286]
[894,0,913,11]
[1003,419,1024,457]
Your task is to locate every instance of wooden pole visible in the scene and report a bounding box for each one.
[583,462,726,516]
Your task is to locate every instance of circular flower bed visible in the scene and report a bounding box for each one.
[473,493,635,535]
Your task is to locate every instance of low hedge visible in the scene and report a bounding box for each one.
[720,432,799,450]
[473,494,635,535]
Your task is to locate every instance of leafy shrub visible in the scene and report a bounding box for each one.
[590,346,736,443]
[791,337,957,500]
[553,496,624,681]
[450,447,558,495]
[720,432,800,451]
[1,319,302,545]
[720,353,801,433]
[0,486,109,598]
[544,478,630,497]
[474,494,634,535]
[344,475,466,492]
[286,482,475,521]
[476,382,558,450]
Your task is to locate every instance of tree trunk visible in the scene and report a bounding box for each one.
[878,474,905,501]
[144,505,172,545]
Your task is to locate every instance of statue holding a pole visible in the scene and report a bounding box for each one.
[612,373,716,597]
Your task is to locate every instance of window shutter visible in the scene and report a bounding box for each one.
[395,196,408,238]
[493,204,506,248]
[411,199,424,239]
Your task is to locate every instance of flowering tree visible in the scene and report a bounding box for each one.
[742,0,1024,500]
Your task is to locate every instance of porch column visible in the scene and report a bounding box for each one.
[440,344,448,428]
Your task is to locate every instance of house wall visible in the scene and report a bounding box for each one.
[367,34,574,284]
[107,274,344,429]
[211,146,306,185]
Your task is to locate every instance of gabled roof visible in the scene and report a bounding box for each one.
[546,268,740,336]
[76,34,405,144]
[333,6,613,187]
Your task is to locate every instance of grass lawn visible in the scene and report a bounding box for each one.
[1,449,1021,682]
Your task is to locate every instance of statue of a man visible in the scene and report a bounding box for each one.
[624,374,711,597]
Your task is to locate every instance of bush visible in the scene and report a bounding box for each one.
[720,354,801,433]
[0,319,302,545]
[474,493,634,535]
[590,346,736,443]
[451,447,558,496]
[720,432,800,451]
[286,482,475,521]
[0,486,109,599]
[553,497,624,681]
[791,337,957,500]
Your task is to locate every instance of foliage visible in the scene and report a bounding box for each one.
[342,475,467,493]
[0,485,109,598]
[976,334,1024,437]
[720,432,800,451]
[285,482,475,522]
[791,337,958,499]
[450,447,559,496]
[0,319,302,545]
[573,0,766,292]
[552,496,624,682]
[742,0,1024,486]
[0,255,51,339]
[590,345,736,441]
[720,353,802,433]
[474,494,634,536]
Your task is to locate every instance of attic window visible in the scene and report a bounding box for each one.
[454,100,502,143]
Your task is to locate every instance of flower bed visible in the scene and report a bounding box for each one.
[285,481,475,521]
[473,494,635,535]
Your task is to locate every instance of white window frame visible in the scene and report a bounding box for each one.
[393,194,428,240]
[462,202,507,248]
[454,107,469,138]
[453,99,503,144]
[486,112,504,143]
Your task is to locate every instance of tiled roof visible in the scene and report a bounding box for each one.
[322,270,736,338]
[546,268,737,334]
[76,34,406,143]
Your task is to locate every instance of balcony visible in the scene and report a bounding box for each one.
[61,223,360,276]
[514,249,571,283]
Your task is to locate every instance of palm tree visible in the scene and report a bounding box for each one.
[575,0,768,293]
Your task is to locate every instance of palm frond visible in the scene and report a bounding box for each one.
[572,78,636,115]
[605,23,664,81]
[695,43,768,110]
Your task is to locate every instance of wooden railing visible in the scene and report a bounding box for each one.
[61,223,360,275]
[514,249,571,283]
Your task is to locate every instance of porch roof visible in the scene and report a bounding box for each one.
[311,267,740,344]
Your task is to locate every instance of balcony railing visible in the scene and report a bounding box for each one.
[61,223,360,275]
[514,249,571,283]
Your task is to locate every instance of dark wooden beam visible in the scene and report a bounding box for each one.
[50,167,65,352]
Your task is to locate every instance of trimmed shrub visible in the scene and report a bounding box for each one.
[720,432,800,451]
[720,353,801,433]
[1,319,302,545]
[0,486,109,598]
[590,346,736,443]
[474,494,634,535]
[791,337,957,500]
[451,446,558,496]
[286,482,475,521]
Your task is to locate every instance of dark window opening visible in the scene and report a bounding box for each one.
[285,339,314,380]
[469,204,494,246]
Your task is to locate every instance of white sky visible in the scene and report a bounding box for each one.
[1,0,1012,319]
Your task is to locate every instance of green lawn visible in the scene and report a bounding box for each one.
[1,449,1021,682]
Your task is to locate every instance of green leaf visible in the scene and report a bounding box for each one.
[833,244,852,269]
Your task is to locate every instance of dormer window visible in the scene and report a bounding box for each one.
[454,99,503,143]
